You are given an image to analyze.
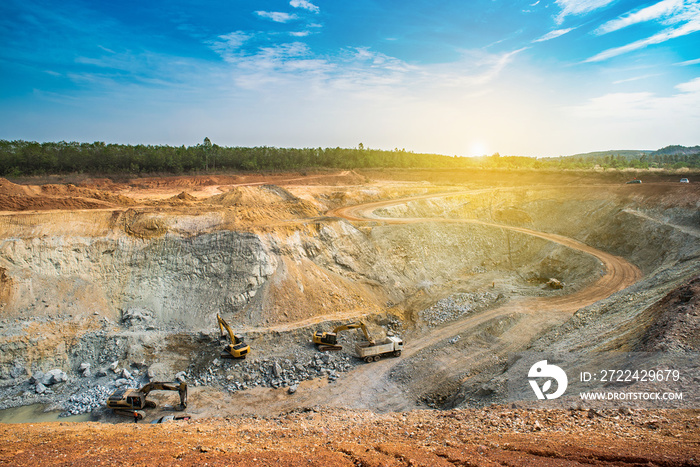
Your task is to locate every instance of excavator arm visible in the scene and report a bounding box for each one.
[140,382,188,409]
[217,314,237,344]
[341,322,374,345]
[216,313,250,358]
[313,321,374,350]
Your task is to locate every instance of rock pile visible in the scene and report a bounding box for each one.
[419,292,499,327]
[187,351,357,393]
[28,369,68,395]
[61,385,115,416]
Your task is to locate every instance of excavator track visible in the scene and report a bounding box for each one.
[318,344,343,352]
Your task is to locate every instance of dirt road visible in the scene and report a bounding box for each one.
[221,189,642,414]
[327,191,641,409]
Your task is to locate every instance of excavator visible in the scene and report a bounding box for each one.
[106,381,187,420]
[217,313,251,359]
[312,321,374,351]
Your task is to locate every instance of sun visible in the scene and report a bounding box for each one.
[468,141,489,157]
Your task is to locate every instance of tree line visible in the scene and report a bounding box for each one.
[0,139,698,176]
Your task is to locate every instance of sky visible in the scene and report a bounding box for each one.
[0,0,699,157]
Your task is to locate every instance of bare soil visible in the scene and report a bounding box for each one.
[0,169,699,465]
[1,407,699,466]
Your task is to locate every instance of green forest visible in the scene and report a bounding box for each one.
[1,139,698,176]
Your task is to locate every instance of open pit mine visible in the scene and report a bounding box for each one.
[0,169,698,465]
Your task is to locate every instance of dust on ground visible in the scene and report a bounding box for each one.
[2,406,698,466]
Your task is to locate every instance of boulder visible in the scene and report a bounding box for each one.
[79,363,91,377]
[121,308,154,327]
[273,362,282,378]
[43,369,67,385]
[30,371,45,385]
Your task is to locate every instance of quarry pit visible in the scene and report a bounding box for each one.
[0,169,699,465]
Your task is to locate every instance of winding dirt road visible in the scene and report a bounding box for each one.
[324,191,641,410]
[226,189,642,414]
[330,190,642,310]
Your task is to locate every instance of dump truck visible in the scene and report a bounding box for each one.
[355,335,403,363]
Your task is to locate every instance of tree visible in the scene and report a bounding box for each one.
[203,137,212,171]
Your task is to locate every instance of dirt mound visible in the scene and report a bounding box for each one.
[0,195,110,211]
[209,185,296,206]
[0,178,32,196]
[172,191,197,201]
[40,184,134,205]
[131,175,240,189]
[77,178,122,190]
[0,179,135,211]
[206,185,320,222]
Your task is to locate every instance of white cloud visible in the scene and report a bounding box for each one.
[207,31,251,62]
[571,77,700,119]
[676,76,700,92]
[586,20,700,62]
[202,28,524,108]
[612,74,659,84]
[555,0,616,23]
[676,57,700,65]
[595,0,685,34]
[290,0,320,13]
[255,11,298,23]
[570,91,656,120]
[533,27,575,42]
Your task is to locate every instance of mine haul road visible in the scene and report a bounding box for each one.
[229,189,642,414]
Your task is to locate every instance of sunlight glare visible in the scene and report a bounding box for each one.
[469,141,488,157]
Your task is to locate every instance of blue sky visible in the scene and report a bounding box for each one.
[0,0,698,157]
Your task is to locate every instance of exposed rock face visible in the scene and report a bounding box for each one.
[0,230,277,329]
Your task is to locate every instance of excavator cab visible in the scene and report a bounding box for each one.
[224,341,250,358]
[312,322,373,351]
[107,388,147,410]
[217,314,251,359]
[312,331,338,346]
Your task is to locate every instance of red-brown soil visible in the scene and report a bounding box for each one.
[2,407,698,466]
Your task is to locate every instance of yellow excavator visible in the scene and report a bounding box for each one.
[106,381,187,420]
[217,313,250,359]
[312,321,375,351]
